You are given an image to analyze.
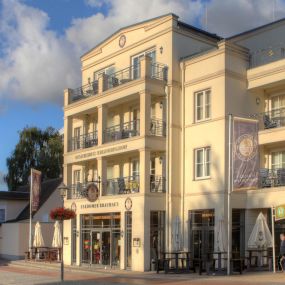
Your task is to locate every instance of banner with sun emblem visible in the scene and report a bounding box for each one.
[233,117,259,190]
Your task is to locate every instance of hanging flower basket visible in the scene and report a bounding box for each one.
[50,207,76,221]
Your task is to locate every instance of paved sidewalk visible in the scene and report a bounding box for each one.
[0,260,284,285]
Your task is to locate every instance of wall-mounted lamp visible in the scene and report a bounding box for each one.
[159,101,163,109]
[120,230,124,238]
[159,46,163,54]
[159,157,163,164]
[256,97,261,105]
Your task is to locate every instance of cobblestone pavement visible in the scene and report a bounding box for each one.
[0,262,285,285]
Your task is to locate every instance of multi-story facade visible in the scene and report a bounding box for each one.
[63,13,285,271]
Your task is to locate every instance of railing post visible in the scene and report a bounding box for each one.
[139,149,150,194]
[140,91,151,137]
[98,104,107,145]
[98,73,109,93]
[140,55,152,79]
[64,88,71,106]
[97,158,106,196]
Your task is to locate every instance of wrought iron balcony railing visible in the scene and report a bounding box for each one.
[103,119,140,143]
[259,168,285,188]
[151,62,168,81]
[103,175,140,195]
[150,118,166,136]
[68,62,168,104]
[70,81,99,103]
[105,65,139,90]
[250,107,285,131]
[250,44,285,68]
[150,175,166,193]
[67,182,98,199]
[69,131,98,151]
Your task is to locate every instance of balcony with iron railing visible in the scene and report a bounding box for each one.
[250,107,285,131]
[150,118,166,137]
[103,119,140,143]
[249,45,285,68]
[70,81,99,103]
[68,131,98,151]
[67,61,168,104]
[103,175,140,195]
[259,168,285,188]
[66,174,167,199]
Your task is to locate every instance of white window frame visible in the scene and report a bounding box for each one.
[194,89,211,123]
[271,150,285,169]
[73,170,81,184]
[194,147,211,180]
[93,65,115,81]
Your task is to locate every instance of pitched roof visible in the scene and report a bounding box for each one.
[0,191,29,200]
[7,177,62,222]
[227,17,285,40]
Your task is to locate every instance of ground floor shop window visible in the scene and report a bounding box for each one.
[150,211,165,265]
[232,209,245,256]
[80,213,120,267]
[125,211,132,268]
[189,209,215,259]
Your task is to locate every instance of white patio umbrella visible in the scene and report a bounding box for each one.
[172,216,181,251]
[248,212,272,249]
[216,217,227,252]
[52,221,62,248]
[52,221,62,261]
[33,222,45,247]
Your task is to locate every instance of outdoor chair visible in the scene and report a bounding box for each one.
[117,177,130,194]
[111,77,119,87]
[263,114,277,129]
[276,169,285,186]
[259,169,271,188]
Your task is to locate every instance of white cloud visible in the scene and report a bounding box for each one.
[1,0,285,106]
[0,0,80,105]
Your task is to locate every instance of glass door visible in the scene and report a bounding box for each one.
[90,230,111,266]
[91,231,101,265]
[132,50,156,79]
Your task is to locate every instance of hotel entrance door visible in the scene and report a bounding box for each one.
[81,213,121,267]
[90,230,111,266]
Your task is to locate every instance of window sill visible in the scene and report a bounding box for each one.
[194,176,211,181]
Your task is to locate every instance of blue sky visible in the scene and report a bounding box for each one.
[1,0,285,190]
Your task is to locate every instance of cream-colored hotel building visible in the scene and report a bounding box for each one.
[62,14,285,271]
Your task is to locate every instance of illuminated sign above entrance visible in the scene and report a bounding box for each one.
[81,202,119,209]
[275,205,285,221]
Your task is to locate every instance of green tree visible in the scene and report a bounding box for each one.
[5,126,63,191]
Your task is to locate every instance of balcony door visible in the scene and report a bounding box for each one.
[74,127,81,150]
[271,94,285,125]
[132,49,156,79]
[271,151,285,169]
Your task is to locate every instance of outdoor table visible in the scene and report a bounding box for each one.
[162,251,191,273]
[213,251,227,274]
[246,249,268,270]
[205,251,227,275]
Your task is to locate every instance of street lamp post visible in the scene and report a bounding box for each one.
[57,182,69,282]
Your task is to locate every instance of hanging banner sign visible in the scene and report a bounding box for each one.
[232,117,259,190]
[275,205,285,221]
[31,169,42,212]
